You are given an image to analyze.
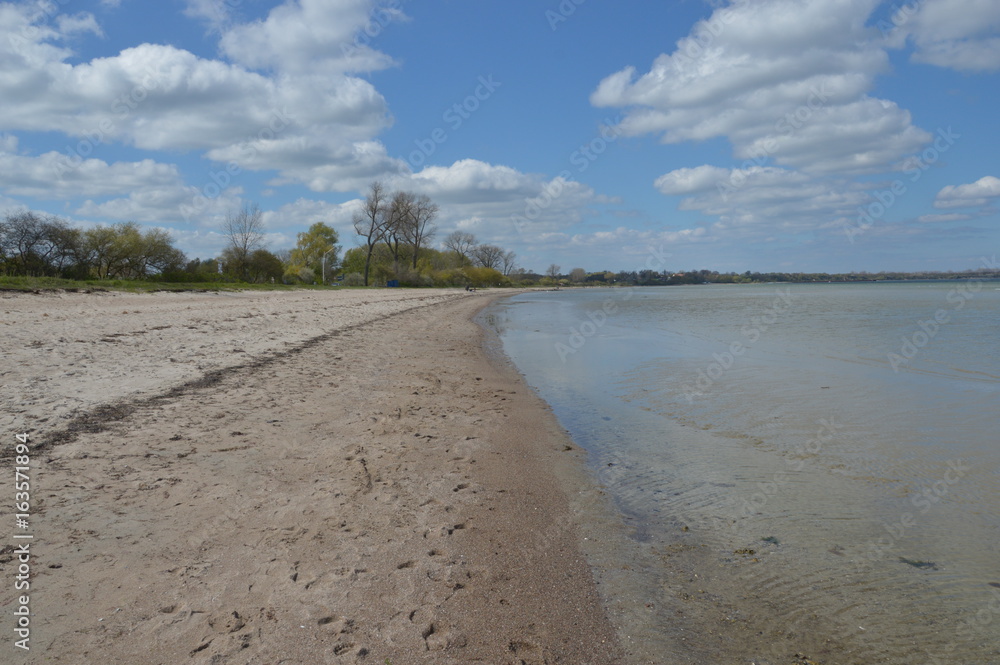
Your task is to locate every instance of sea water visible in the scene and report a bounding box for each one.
[485,282,1000,664]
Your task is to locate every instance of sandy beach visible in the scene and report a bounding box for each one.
[1,288,626,664]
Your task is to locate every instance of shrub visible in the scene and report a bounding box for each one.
[342,272,365,286]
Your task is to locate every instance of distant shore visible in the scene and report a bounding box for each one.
[1,289,626,663]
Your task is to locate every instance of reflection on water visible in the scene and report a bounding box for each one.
[487,283,1000,664]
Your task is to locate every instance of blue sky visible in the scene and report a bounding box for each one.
[1,0,998,273]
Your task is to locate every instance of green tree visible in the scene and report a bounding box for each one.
[246,249,285,283]
[82,222,184,279]
[289,222,341,283]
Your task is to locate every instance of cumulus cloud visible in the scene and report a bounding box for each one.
[591,0,930,176]
[934,175,1000,209]
[889,0,1000,71]
[0,1,397,198]
[0,137,184,200]
[0,1,615,258]
[220,0,400,74]
[654,163,867,239]
[378,159,605,244]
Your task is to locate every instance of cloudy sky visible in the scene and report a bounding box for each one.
[1,0,998,273]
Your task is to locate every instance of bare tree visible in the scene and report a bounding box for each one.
[224,203,266,280]
[472,243,505,271]
[569,267,587,282]
[546,263,561,279]
[385,191,414,273]
[500,249,517,276]
[405,194,438,269]
[443,231,476,265]
[353,181,391,286]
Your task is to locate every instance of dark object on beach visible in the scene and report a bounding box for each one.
[465,285,477,292]
[989,582,1000,589]
[899,556,938,570]
[761,536,780,545]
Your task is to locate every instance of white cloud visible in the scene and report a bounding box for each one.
[0,137,184,200]
[220,0,399,74]
[182,0,238,30]
[371,159,605,245]
[591,0,930,176]
[654,163,867,240]
[892,0,1000,71]
[917,212,975,223]
[0,2,401,196]
[655,166,732,195]
[934,175,1000,209]
[261,197,361,233]
[56,13,104,37]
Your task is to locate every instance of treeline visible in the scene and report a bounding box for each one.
[549,268,1000,286]
[346,182,519,288]
[0,206,328,285]
[0,212,184,279]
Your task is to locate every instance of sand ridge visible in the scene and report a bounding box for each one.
[1,290,625,664]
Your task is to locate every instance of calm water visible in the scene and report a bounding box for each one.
[484,282,1000,664]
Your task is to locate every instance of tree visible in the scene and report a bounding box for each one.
[500,249,517,276]
[353,181,391,286]
[569,267,586,282]
[404,194,438,269]
[245,249,284,283]
[472,243,505,271]
[223,203,266,280]
[546,264,561,279]
[443,231,476,265]
[0,211,83,276]
[83,222,184,279]
[289,222,340,283]
[385,191,413,272]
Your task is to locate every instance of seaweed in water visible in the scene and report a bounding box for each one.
[899,556,938,570]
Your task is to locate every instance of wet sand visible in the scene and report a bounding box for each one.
[0,289,626,664]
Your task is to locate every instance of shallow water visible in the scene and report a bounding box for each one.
[486,283,1000,664]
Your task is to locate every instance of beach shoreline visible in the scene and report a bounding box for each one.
[1,288,628,664]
